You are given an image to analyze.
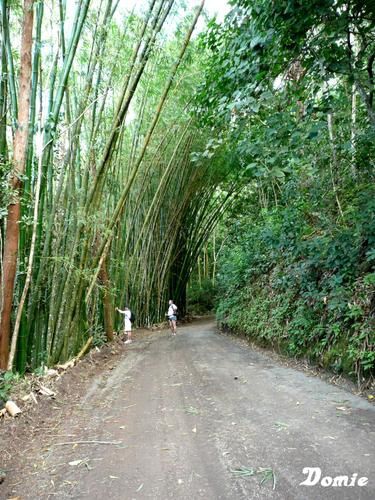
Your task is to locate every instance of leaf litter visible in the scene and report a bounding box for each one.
[274,421,289,431]
[185,406,200,415]
[231,466,276,490]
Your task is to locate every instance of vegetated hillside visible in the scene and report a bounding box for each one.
[195,0,375,385]
[216,178,374,386]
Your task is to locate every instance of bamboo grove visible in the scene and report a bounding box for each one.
[0,0,235,371]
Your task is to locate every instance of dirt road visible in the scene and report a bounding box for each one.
[3,320,374,499]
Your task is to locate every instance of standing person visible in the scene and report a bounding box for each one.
[116,306,133,344]
[167,299,178,335]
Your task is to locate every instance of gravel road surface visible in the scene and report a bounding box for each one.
[3,320,374,499]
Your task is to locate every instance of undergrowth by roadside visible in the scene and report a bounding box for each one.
[0,371,20,401]
[215,184,375,389]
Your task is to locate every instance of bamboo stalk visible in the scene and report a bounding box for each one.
[8,124,44,370]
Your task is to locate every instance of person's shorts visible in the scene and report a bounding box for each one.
[168,315,177,321]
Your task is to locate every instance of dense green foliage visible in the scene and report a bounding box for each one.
[194,0,375,384]
[0,370,18,400]
[216,181,374,383]
[188,278,217,315]
[1,0,374,384]
[1,0,232,371]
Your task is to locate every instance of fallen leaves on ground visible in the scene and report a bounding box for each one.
[231,466,276,490]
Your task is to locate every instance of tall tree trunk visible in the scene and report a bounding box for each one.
[0,0,34,369]
[327,111,344,221]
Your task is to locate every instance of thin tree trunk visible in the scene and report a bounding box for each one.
[0,0,7,165]
[327,111,344,221]
[98,256,114,341]
[0,0,17,129]
[8,132,43,370]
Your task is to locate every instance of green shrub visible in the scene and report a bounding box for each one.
[215,182,375,383]
[0,371,19,401]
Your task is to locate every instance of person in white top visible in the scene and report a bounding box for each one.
[167,300,178,335]
[116,306,133,344]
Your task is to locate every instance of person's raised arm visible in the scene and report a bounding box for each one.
[116,307,125,314]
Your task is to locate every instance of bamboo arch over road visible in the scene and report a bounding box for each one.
[0,0,242,372]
